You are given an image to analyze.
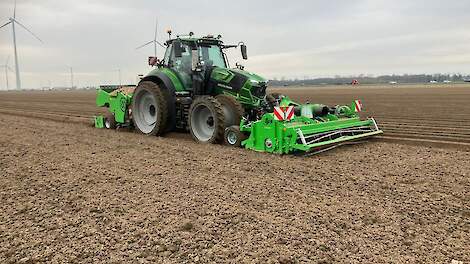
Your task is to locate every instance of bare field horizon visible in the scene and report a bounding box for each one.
[1,83,470,145]
[3,81,470,91]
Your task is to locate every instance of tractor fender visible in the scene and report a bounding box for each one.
[140,71,177,131]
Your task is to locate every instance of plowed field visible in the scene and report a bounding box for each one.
[0,84,469,263]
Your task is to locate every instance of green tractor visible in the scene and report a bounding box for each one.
[94,33,382,154]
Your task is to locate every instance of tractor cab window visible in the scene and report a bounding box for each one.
[199,45,226,68]
[169,42,193,88]
[170,43,192,70]
[163,43,172,66]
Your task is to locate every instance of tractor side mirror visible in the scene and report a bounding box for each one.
[174,41,183,58]
[241,44,248,60]
[148,56,158,66]
[191,49,199,71]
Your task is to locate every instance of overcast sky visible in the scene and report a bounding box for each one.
[1,0,470,89]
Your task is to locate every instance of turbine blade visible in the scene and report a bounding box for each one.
[156,41,165,48]
[7,66,14,72]
[13,0,16,18]
[135,40,154,50]
[0,21,12,30]
[12,18,43,43]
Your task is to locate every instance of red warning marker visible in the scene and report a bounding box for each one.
[354,100,363,112]
[274,106,295,121]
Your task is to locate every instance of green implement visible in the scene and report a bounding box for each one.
[241,111,381,154]
[239,97,382,154]
[93,32,383,154]
[94,86,134,129]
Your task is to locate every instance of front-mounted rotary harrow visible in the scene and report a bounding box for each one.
[236,97,382,154]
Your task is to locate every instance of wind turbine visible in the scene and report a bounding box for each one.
[0,0,43,90]
[136,18,165,58]
[0,56,14,90]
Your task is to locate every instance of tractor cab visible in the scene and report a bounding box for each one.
[161,35,230,93]
[153,35,263,103]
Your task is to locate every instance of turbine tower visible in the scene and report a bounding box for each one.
[136,17,165,57]
[0,0,43,90]
[0,56,14,90]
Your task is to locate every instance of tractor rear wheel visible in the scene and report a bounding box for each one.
[224,125,247,147]
[131,81,168,136]
[189,96,225,144]
[215,94,244,128]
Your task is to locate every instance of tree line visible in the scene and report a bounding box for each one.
[269,74,470,86]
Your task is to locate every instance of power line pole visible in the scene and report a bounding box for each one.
[70,67,74,89]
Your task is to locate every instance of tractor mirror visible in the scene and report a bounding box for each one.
[191,49,199,71]
[148,56,158,66]
[241,44,248,60]
[174,41,183,57]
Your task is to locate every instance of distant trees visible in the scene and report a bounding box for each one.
[269,74,470,86]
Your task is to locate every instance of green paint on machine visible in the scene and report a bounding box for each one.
[93,86,134,129]
[93,33,382,154]
[239,96,382,154]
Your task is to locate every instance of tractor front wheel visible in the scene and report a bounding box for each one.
[224,125,247,147]
[189,96,225,144]
[215,94,244,128]
[131,81,168,136]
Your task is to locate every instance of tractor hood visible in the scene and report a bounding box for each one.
[210,67,268,104]
[210,67,267,88]
[229,68,267,85]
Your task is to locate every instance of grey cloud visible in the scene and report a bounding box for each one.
[0,0,469,88]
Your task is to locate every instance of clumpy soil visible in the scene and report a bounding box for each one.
[0,114,469,263]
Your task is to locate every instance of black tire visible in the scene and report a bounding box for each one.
[215,94,244,128]
[131,81,168,136]
[104,113,116,129]
[224,125,247,147]
[188,96,225,144]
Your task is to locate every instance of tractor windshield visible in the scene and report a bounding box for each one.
[199,45,226,68]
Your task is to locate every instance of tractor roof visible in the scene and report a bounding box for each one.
[165,34,223,46]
